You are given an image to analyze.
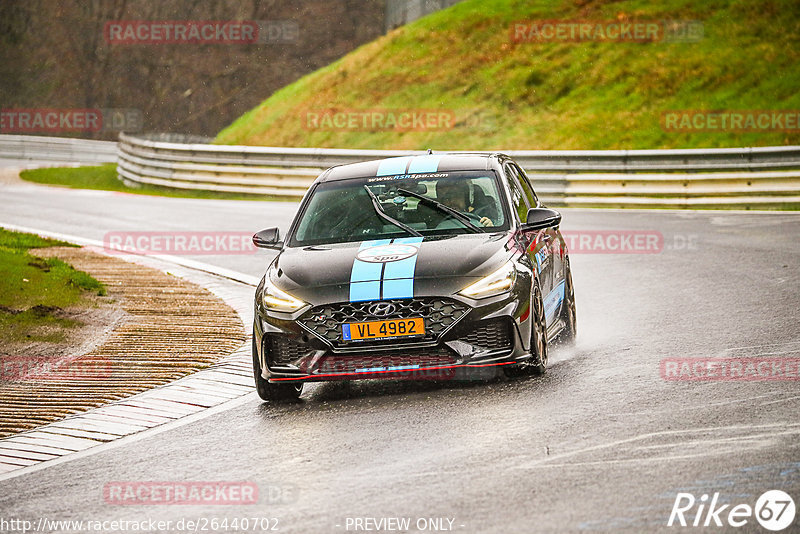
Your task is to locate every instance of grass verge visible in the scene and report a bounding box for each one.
[0,228,106,344]
[19,164,297,202]
[215,0,800,151]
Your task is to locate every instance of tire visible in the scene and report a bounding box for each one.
[528,282,548,375]
[252,333,303,402]
[504,282,548,378]
[556,260,577,345]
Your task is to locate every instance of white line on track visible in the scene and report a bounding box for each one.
[514,423,800,470]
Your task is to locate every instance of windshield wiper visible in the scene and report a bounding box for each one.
[397,188,482,233]
[363,186,422,237]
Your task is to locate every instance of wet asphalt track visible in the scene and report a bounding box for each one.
[1,178,799,533]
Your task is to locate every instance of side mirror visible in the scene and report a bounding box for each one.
[521,207,562,231]
[253,227,282,250]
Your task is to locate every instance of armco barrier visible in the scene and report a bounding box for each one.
[116,133,800,208]
[2,133,799,208]
[0,134,118,164]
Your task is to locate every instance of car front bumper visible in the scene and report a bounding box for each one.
[253,283,535,383]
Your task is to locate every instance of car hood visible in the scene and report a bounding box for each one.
[269,233,515,304]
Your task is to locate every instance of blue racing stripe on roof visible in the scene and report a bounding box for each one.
[376,157,412,176]
[407,155,441,174]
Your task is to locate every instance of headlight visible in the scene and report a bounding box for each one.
[261,278,307,312]
[458,260,517,299]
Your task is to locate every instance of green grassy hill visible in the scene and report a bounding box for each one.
[215,0,800,150]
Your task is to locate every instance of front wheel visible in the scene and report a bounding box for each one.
[528,283,548,375]
[504,282,548,378]
[252,334,303,402]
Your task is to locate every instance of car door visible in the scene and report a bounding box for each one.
[503,162,553,302]
[513,162,565,325]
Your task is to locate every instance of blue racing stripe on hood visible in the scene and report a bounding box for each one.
[348,237,424,302]
[382,236,423,299]
[349,239,391,302]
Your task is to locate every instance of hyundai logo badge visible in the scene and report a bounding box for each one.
[368,302,397,317]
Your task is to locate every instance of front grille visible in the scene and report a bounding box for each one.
[266,335,313,366]
[457,319,513,350]
[299,298,469,347]
[313,348,456,374]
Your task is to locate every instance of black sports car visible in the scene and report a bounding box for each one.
[252,153,576,401]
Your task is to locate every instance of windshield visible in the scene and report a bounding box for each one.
[290,171,509,246]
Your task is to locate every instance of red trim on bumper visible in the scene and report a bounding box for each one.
[270,360,516,382]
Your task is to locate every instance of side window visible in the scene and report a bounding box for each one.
[513,163,539,207]
[503,164,530,223]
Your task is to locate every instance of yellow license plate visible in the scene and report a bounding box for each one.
[342,317,425,341]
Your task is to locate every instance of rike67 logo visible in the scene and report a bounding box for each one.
[668,490,796,531]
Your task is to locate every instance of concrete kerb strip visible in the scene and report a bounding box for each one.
[0,222,262,479]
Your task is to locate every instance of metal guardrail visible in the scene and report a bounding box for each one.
[0,134,117,164]
[117,133,800,208]
[1,133,798,208]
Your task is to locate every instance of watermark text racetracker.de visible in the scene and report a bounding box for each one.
[1,108,142,133]
[103,481,259,505]
[662,110,800,133]
[299,357,458,381]
[510,19,703,43]
[1,356,112,381]
[661,357,800,381]
[103,480,296,507]
[102,231,695,256]
[104,20,299,45]
[103,231,257,256]
[560,230,697,254]
[0,516,280,533]
[302,109,496,132]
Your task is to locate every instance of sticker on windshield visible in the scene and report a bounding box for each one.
[356,244,419,263]
[367,173,449,183]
